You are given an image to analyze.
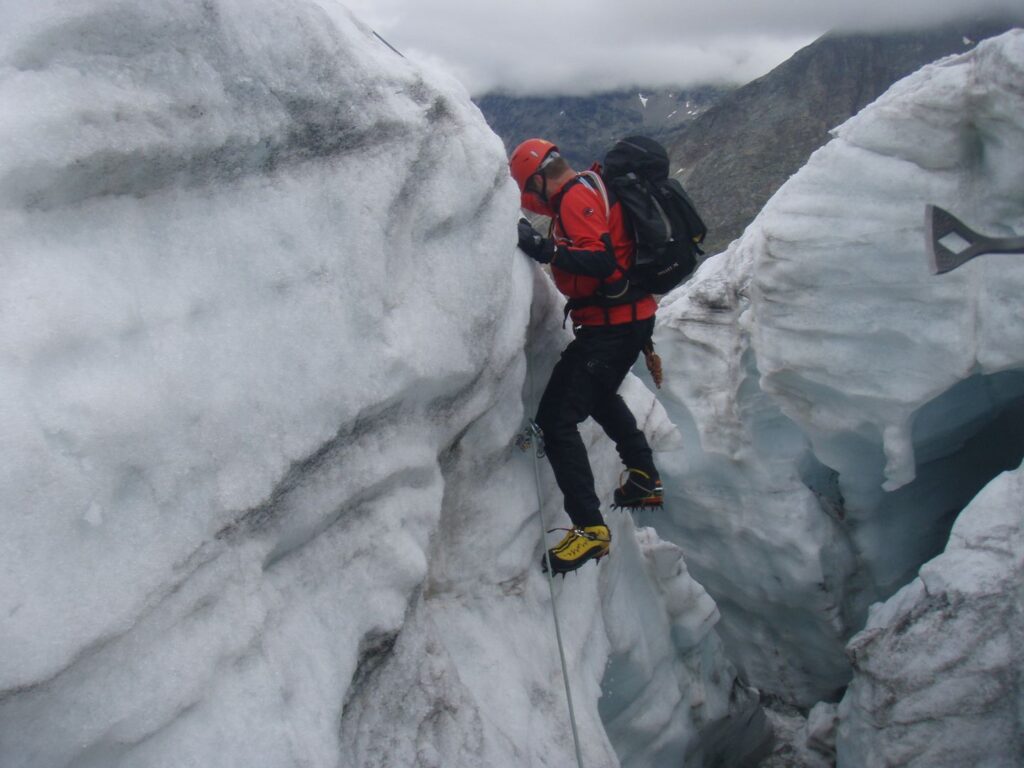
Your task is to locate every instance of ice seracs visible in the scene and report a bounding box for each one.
[651,28,1024,705]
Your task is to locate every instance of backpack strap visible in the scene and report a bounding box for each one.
[554,170,645,327]
[552,171,611,222]
[577,170,610,220]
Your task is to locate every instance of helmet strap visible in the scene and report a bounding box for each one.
[529,172,550,202]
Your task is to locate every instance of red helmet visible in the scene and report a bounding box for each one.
[509,138,559,193]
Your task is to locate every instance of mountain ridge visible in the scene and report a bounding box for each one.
[475,85,729,170]
[667,16,1023,255]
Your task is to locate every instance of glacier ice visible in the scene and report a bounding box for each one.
[836,460,1024,767]
[0,0,520,689]
[4,1,1022,764]
[598,518,769,767]
[0,1,763,766]
[651,29,1024,705]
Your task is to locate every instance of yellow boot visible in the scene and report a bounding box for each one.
[541,525,611,575]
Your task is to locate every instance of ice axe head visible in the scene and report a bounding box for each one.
[925,204,1024,275]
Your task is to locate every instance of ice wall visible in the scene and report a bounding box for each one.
[0,0,522,763]
[650,29,1024,705]
[0,2,763,766]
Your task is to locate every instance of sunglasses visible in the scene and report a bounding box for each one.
[527,150,560,194]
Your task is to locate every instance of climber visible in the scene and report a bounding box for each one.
[510,138,663,576]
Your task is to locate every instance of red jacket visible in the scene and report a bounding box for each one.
[549,173,657,326]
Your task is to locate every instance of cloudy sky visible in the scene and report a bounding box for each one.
[343,0,1020,95]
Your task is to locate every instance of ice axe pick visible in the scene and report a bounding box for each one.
[925,204,1024,275]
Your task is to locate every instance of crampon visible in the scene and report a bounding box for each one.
[612,468,663,510]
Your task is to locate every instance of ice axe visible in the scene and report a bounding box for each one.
[925,204,1024,275]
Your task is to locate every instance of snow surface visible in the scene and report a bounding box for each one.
[649,29,1024,705]
[0,2,764,766]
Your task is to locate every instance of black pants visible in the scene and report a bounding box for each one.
[535,318,657,529]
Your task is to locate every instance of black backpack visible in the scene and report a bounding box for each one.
[602,136,706,294]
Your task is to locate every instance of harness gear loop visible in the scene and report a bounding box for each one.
[643,340,663,389]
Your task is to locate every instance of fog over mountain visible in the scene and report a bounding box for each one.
[475,86,729,171]
[344,0,1023,95]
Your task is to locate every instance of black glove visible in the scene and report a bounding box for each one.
[517,217,553,264]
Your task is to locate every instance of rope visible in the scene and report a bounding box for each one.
[523,345,586,768]
[526,425,585,768]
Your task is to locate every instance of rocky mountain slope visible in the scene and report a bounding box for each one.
[475,86,727,169]
[669,16,1022,255]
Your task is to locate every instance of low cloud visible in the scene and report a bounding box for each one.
[345,0,1022,95]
